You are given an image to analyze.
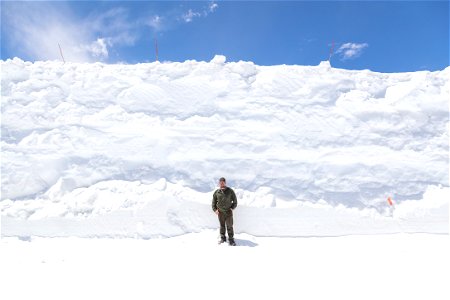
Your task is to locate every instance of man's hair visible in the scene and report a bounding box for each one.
[219,177,226,182]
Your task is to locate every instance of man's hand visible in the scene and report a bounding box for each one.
[215,210,219,215]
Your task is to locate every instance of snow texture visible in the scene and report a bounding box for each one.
[1,56,449,238]
[1,233,449,300]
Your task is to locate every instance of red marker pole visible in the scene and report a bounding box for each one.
[387,197,394,206]
[155,38,159,62]
[58,43,66,64]
[328,40,335,62]
[386,196,395,218]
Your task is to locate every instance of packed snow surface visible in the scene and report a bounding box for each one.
[1,56,449,237]
[1,233,449,300]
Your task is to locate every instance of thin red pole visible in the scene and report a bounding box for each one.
[328,40,335,61]
[155,38,159,62]
[58,43,66,64]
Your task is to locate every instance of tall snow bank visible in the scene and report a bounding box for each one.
[1,56,449,237]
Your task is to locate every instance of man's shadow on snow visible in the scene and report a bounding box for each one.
[235,238,258,247]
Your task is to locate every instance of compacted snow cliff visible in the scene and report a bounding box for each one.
[1,56,448,237]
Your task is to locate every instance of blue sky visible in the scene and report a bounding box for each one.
[1,1,448,72]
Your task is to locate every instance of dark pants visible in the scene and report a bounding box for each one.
[218,210,234,241]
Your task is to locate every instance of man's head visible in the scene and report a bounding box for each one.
[219,177,226,189]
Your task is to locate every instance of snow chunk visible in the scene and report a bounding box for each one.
[210,54,226,64]
[318,60,331,68]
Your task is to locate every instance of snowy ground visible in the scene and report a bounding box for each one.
[1,232,449,300]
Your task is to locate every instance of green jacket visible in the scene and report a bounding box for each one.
[212,187,237,213]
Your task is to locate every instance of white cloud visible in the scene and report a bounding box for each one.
[147,15,163,31]
[2,2,137,63]
[209,2,219,13]
[86,7,138,48]
[182,9,201,23]
[85,38,110,59]
[336,43,369,60]
[2,2,220,62]
[181,2,219,23]
[2,2,89,62]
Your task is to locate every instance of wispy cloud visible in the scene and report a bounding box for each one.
[2,2,90,62]
[142,2,219,32]
[2,2,138,62]
[336,42,369,60]
[182,9,202,23]
[1,2,220,62]
[84,38,111,59]
[208,2,219,14]
[181,2,219,23]
[146,15,163,32]
[87,7,138,47]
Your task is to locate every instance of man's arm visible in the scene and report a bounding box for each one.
[231,189,237,210]
[212,190,218,212]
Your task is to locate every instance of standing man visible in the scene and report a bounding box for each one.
[212,177,238,246]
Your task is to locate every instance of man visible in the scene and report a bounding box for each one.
[212,177,238,246]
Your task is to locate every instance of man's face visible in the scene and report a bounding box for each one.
[219,180,226,189]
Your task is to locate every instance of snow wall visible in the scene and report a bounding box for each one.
[1,56,449,237]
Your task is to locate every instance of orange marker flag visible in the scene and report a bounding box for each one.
[387,197,394,206]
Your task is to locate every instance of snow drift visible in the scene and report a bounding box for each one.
[1,56,449,237]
